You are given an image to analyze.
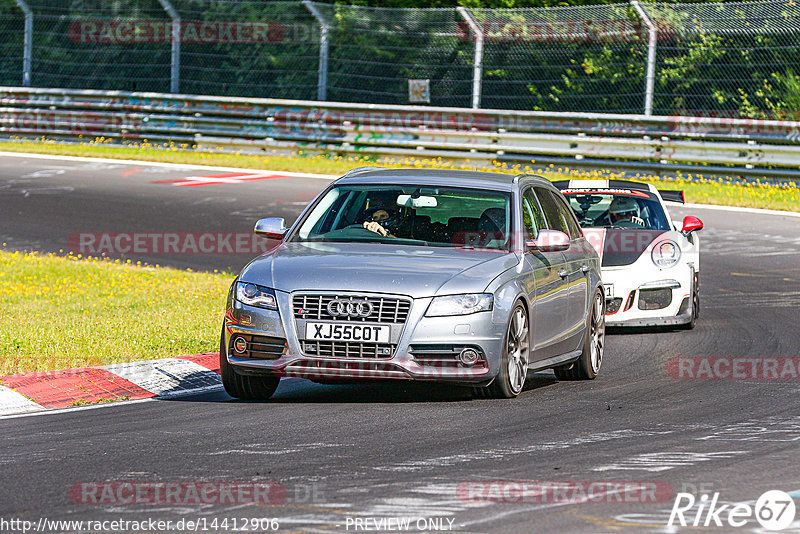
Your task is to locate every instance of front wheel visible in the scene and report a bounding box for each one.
[478,303,530,399]
[679,272,699,330]
[554,288,604,381]
[220,326,280,400]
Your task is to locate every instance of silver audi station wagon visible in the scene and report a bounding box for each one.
[221,169,604,399]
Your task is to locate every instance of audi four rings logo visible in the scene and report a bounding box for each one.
[327,299,373,318]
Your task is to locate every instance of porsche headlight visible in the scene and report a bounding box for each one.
[235,282,277,310]
[426,293,493,317]
[651,240,681,269]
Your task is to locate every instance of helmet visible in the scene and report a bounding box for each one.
[608,196,640,219]
[365,205,405,233]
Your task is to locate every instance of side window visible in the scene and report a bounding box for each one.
[522,189,546,239]
[534,188,569,235]
[553,192,583,238]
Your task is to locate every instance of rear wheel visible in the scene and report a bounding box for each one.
[219,326,280,400]
[478,303,529,399]
[554,288,604,380]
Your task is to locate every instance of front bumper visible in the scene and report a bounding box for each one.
[602,264,695,327]
[223,290,507,385]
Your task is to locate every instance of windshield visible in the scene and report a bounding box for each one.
[562,189,670,231]
[293,185,512,250]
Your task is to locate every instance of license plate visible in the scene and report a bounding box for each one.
[604,283,615,299]
[305,322,390,343]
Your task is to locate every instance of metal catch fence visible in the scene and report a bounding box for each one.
[0,0,799,118]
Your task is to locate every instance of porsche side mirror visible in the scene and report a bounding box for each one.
[255,218,288,239]
[526,230,570,253]
[681,216,704,236]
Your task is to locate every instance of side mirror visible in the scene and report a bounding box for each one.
[526,230,570,253]
[254,217,288,240]
[681,216,704,236]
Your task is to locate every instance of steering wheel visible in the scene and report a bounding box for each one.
[344,223,388,236]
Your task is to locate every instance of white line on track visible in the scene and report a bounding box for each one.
[0,151,337,180]
[0,396,158,420]
[0,385,224,421]
[668,201,800,219]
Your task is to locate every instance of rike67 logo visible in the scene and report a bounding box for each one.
[669,490,796,531]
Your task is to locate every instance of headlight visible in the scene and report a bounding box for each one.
[651,240,681,269]
[426,293,493,317]
[235,282,277,310]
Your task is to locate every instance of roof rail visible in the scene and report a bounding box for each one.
[341,166,386,178]
[513,173,543,184]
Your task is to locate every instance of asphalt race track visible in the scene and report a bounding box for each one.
[2,153,800,533]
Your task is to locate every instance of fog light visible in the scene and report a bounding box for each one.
[459,348,480,367]
[232,336,248,354]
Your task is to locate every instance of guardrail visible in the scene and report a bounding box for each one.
[1,86,799,184]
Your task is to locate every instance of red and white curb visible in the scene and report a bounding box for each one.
[0,353,221,416]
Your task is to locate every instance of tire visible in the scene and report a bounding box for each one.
[219,326,280,400]
[680,273,699,330]
[693,273,700,320]
[554,288,604,381]
[478,303,530,399]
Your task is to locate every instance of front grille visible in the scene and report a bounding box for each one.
[286,359,406,377]
[292,294,411,324]
[230,334,286,360]
[302,341,395,359]
[638,288,673,310]
[606,298,623,314]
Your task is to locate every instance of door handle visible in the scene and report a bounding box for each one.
[558,268,568,279]
[580,264,590,273]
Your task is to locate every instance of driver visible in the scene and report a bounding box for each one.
[607,196,645,226]
[362,205,406,237]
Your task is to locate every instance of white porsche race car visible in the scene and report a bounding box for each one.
[553,180,704,329]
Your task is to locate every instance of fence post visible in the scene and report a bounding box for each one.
[631,1,656,116]
[457,7,483,109]
[303,0,329,101]
[156,0,180,93]
[13,0,32,86]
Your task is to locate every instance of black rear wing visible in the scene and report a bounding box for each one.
[658,190,685,204]
[552,180,685,203]
[551,180,569,190]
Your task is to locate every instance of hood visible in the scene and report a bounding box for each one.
[239,241,520,298]
[583,228,666,267]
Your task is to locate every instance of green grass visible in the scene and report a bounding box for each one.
[71,396,130,407]
[1,139,798,212]
[0,249,230,375]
